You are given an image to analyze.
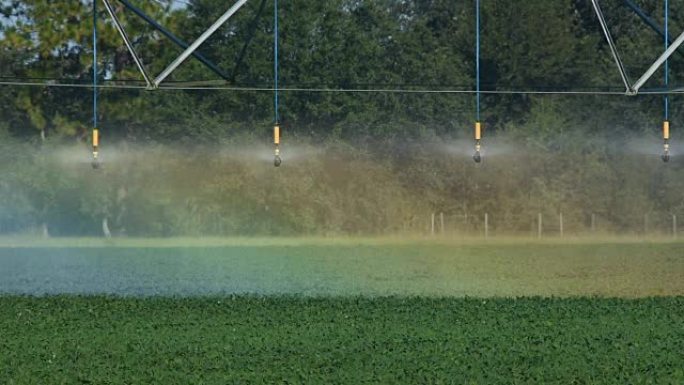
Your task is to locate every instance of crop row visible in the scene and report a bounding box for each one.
[1,296,683,384]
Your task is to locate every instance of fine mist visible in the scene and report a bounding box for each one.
[0,132,681,237]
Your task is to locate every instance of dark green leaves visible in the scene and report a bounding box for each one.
[1,296,683,384]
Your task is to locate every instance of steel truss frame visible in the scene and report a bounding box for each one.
[101,0,682,95]
[592,0,684,95]
[101,0,249,89]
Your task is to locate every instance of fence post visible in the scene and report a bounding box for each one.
[559,212,564,238]
[538,213,543,239]
[464,213,468,235]
[673,214,677,239]
[591,213,596,233]
[431,212,435,236]
[440,212,445,235]
[484,213,489,239]
[644,213,649,235]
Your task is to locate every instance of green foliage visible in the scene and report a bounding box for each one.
[1,296,683,383]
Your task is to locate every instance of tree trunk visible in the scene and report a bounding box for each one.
[102,217,112,238]
[115,185,128,235]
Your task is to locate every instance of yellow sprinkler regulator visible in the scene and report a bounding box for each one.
[92,128,101,169]
[273,124,282,167]
[662,120,670,163]
[473,121,482,163]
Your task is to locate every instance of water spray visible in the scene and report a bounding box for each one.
[273,123,281,167]
[473,122,482,163]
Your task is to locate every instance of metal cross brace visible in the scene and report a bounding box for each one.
[623,0,673,45]
[117,0,230,81]
[101,0,249,89]
[101,0,153,88]
[633,32,684,92]
[154,0,249,88]
[590,0,632,94]
[591,0,684,95]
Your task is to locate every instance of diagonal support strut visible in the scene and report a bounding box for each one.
[117,0,230,82]
[590,0,633,94]
[633,30,684,92]
[622,0,684,63]
[231,0,268,82]
[623,0,673,45]
[153,0,250,88]
[101,0,153,88]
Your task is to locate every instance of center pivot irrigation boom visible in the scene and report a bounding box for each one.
[13,0,684,168]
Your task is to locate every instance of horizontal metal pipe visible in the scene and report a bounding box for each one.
[102,0,152,88]
[591,0,632,93]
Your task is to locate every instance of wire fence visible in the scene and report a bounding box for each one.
[420,211,683,238]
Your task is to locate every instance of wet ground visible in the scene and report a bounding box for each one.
[1,240,683,297]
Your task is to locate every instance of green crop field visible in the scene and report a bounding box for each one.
[2,296,684,384]
[1,238,683,383]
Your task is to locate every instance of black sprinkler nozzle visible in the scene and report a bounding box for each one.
[662,142,671,163]
[91,153,101,169]
[473,151,482,163]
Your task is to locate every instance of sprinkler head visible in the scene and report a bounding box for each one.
[662,143,670,163]
[473,151,482,163]
[91,153,100,169]
[473,142,482,163]
[274,146,281,167]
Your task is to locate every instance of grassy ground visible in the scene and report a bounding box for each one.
[1,296,683,384]
[1,237,683,297]
[1,234,682,248]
